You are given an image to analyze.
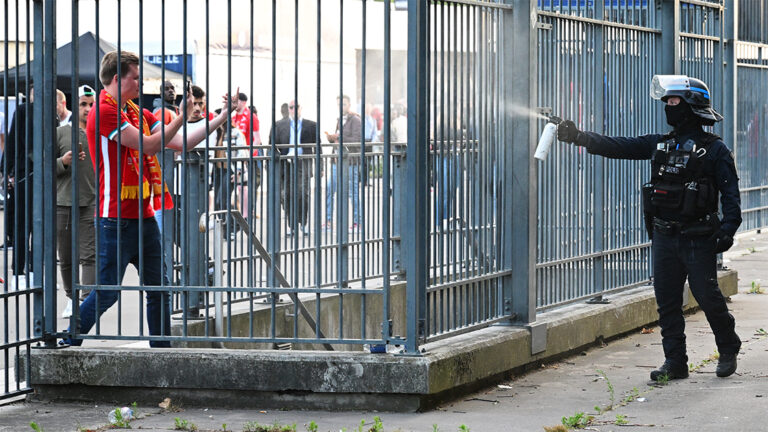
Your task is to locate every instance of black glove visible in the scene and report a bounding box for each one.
[557,120,581,143]
[709,231,734,254]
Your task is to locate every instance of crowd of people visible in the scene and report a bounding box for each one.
[1,49,408,345]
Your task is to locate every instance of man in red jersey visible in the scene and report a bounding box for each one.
[62,50,235,347]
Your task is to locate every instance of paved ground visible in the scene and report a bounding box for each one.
[1,231,767,432]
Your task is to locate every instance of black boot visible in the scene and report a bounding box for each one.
[650,360,689,381]
[716,353,737,377]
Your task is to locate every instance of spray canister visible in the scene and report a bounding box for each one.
[534,116,562,161]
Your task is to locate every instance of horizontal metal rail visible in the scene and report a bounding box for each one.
[537,10,663,33]
[536,243,652,269]
[679,31,721,42]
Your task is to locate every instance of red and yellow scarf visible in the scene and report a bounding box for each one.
[104,91,173,211]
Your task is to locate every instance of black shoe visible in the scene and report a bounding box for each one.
[716,353,737,377]
[650,360,689,381]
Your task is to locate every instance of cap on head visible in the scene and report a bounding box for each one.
[78,84,95,98]
[650,75,722,125]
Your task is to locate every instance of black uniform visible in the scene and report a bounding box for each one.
[574,127,742,367]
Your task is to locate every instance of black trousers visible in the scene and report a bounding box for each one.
[652,230,741,366]
[7,175,32,275]
[280,160,311,229]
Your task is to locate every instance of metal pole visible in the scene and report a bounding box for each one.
[405,0,429,354]
[661,0,681,75]
[723,0,738,154]
[503,0,537,325]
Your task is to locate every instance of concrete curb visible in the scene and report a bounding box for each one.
[27,270,737,411]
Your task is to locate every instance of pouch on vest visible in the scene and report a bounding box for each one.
[651,181,684,208]
[642,183,655,239]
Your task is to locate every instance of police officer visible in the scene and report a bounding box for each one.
[557,75,741,381]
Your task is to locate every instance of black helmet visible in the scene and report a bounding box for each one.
[650,75,723,125]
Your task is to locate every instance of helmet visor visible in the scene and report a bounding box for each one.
[650,75,689,100]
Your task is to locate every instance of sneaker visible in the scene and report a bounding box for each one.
[286,227,293,237]
[716,353,737,377]
[302,224,309,236]
[62,299,73,318]
[650,359,689,381]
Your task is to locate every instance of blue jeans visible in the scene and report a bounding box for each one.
[436,155,457,224]
[67,217,171,347]
[325,163,360,224]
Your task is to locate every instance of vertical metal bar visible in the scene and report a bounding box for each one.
[70,0,81,304]
[505,0,536,324]
[405,0,429,353]
[723,0,738,154]
[592,0,606,301]
[293,0,299,339]
[360,0,367,341]
[661,0,681,75]
[315,0,323,339]
[88,0,100,336]
[268,0,278,339]
[337,0,346,340]
[137,0,146,341]
[41,0,56,344]
[248,0,255,336]
[214,219,224,339]
[382,0,392,343]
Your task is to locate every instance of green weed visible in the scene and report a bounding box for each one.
[243,421,297,432]
[615,414,628,425]
[622,387,640,404]
[306,421,318,432]
[561,412,593,429]
[173,417,198,431]
[596,369,615,408]
[749,281,764,294]
[29,422,44,432]
[458,425,471,432]
[371,417,384,432]
[111,407,132,429]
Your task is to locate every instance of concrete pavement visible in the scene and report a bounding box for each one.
[1,230,767,431]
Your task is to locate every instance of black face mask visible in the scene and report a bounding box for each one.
[665,103,693,127]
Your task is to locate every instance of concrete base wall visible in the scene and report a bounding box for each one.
[28,270,737,411]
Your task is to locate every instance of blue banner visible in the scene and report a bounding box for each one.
[144,54,194,80]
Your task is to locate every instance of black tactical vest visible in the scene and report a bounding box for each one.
[643,134,719,221]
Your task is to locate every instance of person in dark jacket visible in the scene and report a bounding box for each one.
[4,85,52,276]
[557,75,741,382]
[270,100,317,236]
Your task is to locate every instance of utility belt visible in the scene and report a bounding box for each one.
[651,213,719,237]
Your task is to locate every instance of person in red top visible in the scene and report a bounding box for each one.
[233,93,261,148]
[232,93,262,219]
[62,50,235,348]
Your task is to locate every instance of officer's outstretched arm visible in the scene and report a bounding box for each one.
[557,119,659,160]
